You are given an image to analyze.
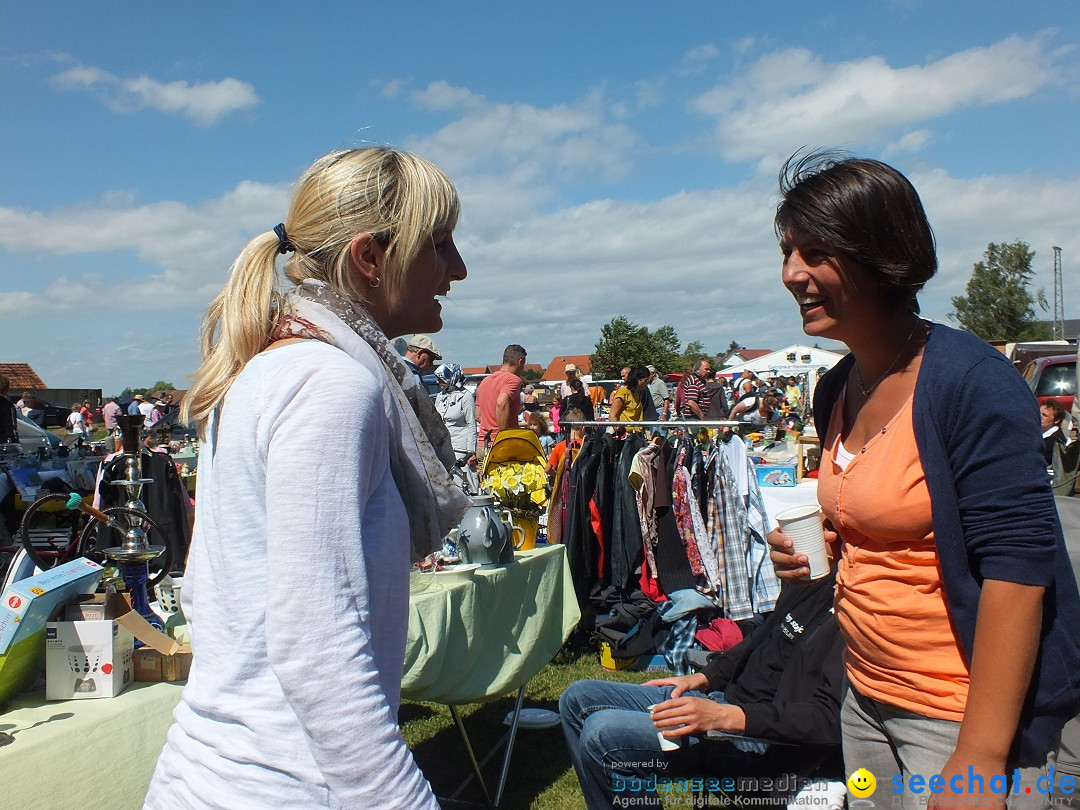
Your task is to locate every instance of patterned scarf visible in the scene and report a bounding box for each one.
[273,279,469,560]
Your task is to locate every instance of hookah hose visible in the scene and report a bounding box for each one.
[64,493,175,587]
[65,493,126,531]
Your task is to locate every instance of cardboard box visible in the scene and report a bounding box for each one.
[755,463,797,488]
[45,617,134,699]
[46,592,191,698]
[64,593,116,621]
[134,648,192,682]
[0,558,104,705]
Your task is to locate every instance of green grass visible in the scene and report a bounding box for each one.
[401,632,661,809]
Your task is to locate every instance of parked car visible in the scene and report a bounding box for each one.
[1022,353,1076,412]
[6,395,69,428]
[14,414,62,456]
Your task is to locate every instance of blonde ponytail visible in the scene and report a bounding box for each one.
[181,233,282,434]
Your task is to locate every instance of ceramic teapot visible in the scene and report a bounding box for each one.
[455,494,523,565]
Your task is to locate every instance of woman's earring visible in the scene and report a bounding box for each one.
[369,277,381,288]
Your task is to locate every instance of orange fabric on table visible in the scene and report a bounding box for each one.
[817,392,970,721]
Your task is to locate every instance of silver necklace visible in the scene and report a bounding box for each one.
[854,319,924,398]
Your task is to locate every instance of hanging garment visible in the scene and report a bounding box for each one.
[672,445,723,597]
[628,441,661,579]
[709,449,781,621]
[565,438,604,606]
[609,433,645,592]
[650,441,699,596]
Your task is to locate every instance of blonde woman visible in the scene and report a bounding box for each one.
[146,148,469,809]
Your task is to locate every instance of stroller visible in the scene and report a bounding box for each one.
[478,429,548,550]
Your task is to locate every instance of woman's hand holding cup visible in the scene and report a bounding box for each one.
[768,519,838,581]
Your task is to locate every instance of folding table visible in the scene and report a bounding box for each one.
[402,544,580,807]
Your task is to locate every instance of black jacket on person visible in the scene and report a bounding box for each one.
[94,450,192,569]
[0,397,18,443]
[699,568,843,776]
[560,392,594,422]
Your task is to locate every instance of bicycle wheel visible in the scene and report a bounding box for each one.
[18,493,83,572]
[76,507,175,587]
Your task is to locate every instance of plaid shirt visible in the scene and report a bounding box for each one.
[707,449,781,621]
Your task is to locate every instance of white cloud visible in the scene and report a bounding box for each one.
[410,80,484,111]
[693,33,1059,160]
[404,86,639,224]
[0,179,289,319]
[679,44,719,75]
[3,165,1078,392]
[884,129,933,155]
[430,167,1080,372]
[379,78,407,99]
[51,64,259,126]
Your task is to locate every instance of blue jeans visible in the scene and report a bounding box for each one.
[559,679,767,809]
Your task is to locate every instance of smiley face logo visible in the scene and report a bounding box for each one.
[847,768,876,798]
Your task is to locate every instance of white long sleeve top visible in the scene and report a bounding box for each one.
[145,340,438,809]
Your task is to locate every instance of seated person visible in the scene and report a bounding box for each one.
[560,568,842,809]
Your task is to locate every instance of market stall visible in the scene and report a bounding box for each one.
[0,545,579,808]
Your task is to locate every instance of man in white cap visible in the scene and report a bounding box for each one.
[404,334,442,381]
[560,363,579,398]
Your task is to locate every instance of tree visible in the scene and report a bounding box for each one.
[590,316,681,378]
[950,241,1049,342]
[677,341,707,373]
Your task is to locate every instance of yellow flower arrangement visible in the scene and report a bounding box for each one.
[481,461,549,513]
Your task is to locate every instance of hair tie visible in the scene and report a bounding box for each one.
[273,223,295,255]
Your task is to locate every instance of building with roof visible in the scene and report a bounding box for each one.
[0,363,46,391]
[540,355,592,382]
[718,348,773,367]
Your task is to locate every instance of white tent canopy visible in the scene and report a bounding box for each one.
[720,344,846,378]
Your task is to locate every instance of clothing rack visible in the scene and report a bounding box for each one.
[559,420,741,428]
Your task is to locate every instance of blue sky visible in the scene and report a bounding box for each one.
[2,1,1079,393]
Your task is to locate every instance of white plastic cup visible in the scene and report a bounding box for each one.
[648,704,681,751]
[775,504,830,580]
[656,731,680,751]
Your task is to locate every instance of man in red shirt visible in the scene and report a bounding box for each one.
[475,344,526,453]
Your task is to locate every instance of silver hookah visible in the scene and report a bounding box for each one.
[103,413,166,630]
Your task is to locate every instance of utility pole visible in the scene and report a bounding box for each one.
[1052,246,1064,340]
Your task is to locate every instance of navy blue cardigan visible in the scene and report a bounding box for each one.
[814,323,1080,765]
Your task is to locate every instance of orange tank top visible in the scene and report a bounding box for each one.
[818,392,969,720]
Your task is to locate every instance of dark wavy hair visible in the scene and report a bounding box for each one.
[775,150,937,313]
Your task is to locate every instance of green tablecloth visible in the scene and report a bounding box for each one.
[0,545,579,807]
[402,544,580,704]
[0,681,183,809]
